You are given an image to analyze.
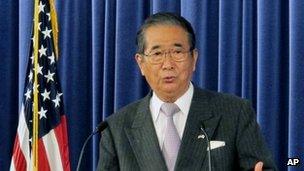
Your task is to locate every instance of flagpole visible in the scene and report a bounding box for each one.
[33,0,40,170]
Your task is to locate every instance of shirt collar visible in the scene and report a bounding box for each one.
[150,82,194,122]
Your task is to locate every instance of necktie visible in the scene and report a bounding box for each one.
[161,103,181,171]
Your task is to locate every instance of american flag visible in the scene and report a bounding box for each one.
[10,0,70,170]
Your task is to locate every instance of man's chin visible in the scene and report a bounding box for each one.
[161,85,178,93]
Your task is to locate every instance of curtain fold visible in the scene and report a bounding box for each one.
[91,0,105,169]
[56,0,94,170]
[241,0,257,104]
[289,0,304,166]
[0,1,19,168]
[1,0,303,170]
[257,0,290,167]
[218,0,242,95]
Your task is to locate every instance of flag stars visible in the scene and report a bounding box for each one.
[32,102,35,112]
[38,1,45,13]
[52,96,60,108]
[46,13,51,21]
[28,71,33,82]
[32,20,42,30]
[39,45,47,57]
[48,53,55,64]
[57,92,63,98]
[42,27,52,39]
[44,70,55,83]
[31,36,35,47]
[30,54,34,64]
[38,107,48,119]
[34,64,43,75]
[38,22,42,31]
[24,89,32,100]
[52,92,63,108]
[41,89,50,101]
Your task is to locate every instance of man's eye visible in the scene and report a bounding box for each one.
[152,52,162,56]
[173,50,182,54]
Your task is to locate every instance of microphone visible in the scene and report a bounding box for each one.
[95,121,108,134]
[76,121,108,171]
[200,124,212,171]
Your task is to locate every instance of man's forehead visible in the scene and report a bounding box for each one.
[150,43,184,51]
[143,24,190,52]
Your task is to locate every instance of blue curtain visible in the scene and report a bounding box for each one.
[1,0,304,170]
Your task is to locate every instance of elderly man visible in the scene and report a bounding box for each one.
[97,12,276,171]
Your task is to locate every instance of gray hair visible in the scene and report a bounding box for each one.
[136,12,196,54]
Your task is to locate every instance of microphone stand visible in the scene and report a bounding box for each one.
[76,121,108,171]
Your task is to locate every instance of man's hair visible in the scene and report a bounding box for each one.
[136,12,196,54]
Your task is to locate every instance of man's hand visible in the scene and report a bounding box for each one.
[254,161,264,171]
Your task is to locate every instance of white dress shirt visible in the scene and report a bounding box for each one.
[149,82,194,149]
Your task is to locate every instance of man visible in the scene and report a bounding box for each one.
[97,12,276,171]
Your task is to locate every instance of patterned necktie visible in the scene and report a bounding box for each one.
[161,103,181,171]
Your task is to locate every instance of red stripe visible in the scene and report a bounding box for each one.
[12,135,27,171]
[38,139,51,171]
[54,115,71,171]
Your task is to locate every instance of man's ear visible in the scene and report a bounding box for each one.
[191,49,198,71]
[135,54,145,76]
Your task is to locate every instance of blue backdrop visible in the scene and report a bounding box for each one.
[1,0,304,171]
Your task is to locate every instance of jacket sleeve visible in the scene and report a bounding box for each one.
[236,100,277,171]
[97,127,119,171]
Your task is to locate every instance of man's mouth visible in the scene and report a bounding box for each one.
[163,76,175,83]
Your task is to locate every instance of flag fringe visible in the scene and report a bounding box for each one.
[49,0,59,59]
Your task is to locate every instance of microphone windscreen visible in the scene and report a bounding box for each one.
[96,121,108,133]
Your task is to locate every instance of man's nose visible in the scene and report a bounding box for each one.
[162,52,174,69]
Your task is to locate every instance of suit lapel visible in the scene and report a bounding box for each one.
[125,93,167,171]
[175,88,222,170]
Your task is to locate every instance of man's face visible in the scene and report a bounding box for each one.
[135,24,198,102]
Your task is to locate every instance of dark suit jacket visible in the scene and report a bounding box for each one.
[97,87,277,171]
